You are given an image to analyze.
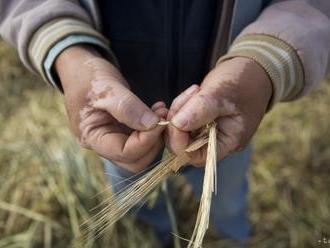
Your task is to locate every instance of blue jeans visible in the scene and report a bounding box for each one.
[103,146,251,245]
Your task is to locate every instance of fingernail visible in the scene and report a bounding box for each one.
[140,111,159,129]
[172,113,188,129]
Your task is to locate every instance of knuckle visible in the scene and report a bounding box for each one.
[171,98,179,109]
[195,94,208,109]
[116,92,136,117]
[220,135,240,153]
[196,94,216,117]
[78,135,91,149]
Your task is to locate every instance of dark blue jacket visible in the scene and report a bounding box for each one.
[98,0,270,106]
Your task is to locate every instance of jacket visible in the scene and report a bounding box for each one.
[0,0,330,106]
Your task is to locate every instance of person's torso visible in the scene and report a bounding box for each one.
[98,0,217,106]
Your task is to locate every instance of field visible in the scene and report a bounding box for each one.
[0,40,329,248]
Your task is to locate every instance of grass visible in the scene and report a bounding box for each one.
[0,40,329,247]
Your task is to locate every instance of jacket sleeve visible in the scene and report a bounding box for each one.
[218,0,330,106]
[0,0,113,89]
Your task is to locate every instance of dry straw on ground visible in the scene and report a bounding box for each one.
[1,40,330,247]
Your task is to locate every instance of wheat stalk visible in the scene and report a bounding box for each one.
[188,122,217,248]
[83,123,217,247]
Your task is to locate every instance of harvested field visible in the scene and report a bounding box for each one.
[0,40,329,247]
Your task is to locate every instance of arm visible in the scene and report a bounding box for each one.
[167,0,330,164]
[219,0,330,105]
[0,0,113,90]
[0,1,166,172]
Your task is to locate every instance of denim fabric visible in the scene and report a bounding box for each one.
[103,145,251,245]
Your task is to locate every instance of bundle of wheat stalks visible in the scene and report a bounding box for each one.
[84,122,218,248]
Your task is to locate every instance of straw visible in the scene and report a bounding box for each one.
[83,122,218,248]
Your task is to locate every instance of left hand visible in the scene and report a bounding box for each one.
[166,57,272,165]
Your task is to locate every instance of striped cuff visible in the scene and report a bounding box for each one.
[217,34,304,106]
[44,34,117,91]
[28,18,114,89]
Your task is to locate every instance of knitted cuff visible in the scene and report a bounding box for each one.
[28,17,115,88]
[217,34,304,106]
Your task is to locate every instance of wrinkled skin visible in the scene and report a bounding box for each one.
[167,57,272,165]
[56,45,272,171]
[56,45,168,173]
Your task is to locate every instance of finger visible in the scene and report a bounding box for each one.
[168,84,200,120]
[155,107,169,120]
[188,130,240,166]
[84,125,129,161]
[91,81,159,130]
[152,101,168,120]
[165,85,199,156]
[151,101,166,111]
[171,85,225,131]
[115,138,164,173]
[187,139,224,167]
[171,72,242,131]
[121,124,166,161]
[86,124,165,163]
[186,145,207,166]
[166,124,190,155]
[88,126,163,173]
[171,87,219,131]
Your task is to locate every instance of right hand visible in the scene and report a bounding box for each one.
[55,45,168,173]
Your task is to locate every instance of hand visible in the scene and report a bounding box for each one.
[166,57,272,165]
[55,45,168,173]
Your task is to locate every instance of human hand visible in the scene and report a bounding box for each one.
[55,45,168,173]
[166,57,272,165]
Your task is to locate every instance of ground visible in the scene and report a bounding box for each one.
[0,41,329,248]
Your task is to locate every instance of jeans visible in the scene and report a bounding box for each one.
[103,145,251,245]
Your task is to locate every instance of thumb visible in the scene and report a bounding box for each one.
[91,81,159,130]
[171,85,233,131]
